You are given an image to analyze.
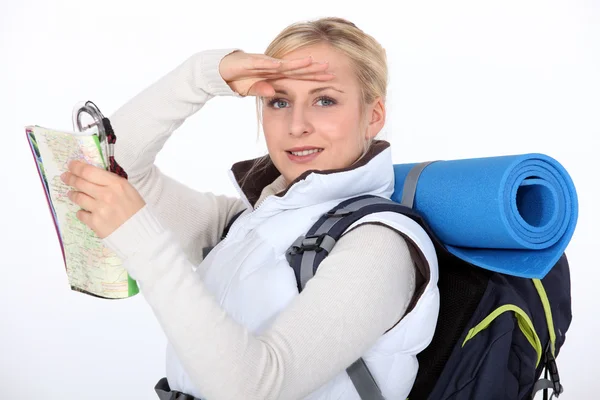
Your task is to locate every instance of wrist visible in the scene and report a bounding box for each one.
[195,49,244,97]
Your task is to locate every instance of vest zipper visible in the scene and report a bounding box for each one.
[222,195,276,241]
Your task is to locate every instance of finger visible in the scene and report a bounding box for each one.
[273,57,322,73]
[76,209,93,227]
[252,61,330,75]
[262,72,336,81]
[61,171,103,199]
[294,72,336,81]
[248,80,276,97]
[68,190,98,212]
[249,57,289,70]
[280,62,330,76]
[248,56,313,72]
[67,160,114,186]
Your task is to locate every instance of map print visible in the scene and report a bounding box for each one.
[26,126,138,299]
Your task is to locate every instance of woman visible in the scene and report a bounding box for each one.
[61,17,439,399]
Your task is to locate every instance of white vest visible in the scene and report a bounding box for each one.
[166,145,440,399]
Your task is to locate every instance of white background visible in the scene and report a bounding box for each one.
[1,0,598,398]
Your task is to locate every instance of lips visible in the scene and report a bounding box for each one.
[286,147,324,163]
[287,148,323,156]
[286,146,324,155]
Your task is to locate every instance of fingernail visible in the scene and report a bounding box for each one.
[60,172,67,181]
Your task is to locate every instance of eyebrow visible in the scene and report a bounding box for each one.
[272,86,345,96]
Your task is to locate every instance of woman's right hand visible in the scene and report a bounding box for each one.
[219,51,335,97]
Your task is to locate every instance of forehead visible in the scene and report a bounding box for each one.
[282,43,348,64]
[272,43,356,90]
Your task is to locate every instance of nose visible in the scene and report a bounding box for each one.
[288,106,313,137]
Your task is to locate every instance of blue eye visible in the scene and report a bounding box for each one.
[316,96,337,107]
[266,96,337,109]
[267,98,289,109]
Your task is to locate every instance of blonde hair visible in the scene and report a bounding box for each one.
[246,17,388,183]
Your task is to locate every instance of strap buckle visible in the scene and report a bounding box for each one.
[289,234,328,255]
[325,208,354,217]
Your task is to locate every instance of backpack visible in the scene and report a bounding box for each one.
[217,170,572,400]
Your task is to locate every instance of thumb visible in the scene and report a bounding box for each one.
[248,80,275,97]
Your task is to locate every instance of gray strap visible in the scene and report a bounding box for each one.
[297,195,398,290]
[297,195,409,397]
[316,197,397,234]
[299,235,336,290]
[531,378,559,399]
[346,358,385,400]
[319,234,337,253]
[155,388,172,400]
[400,161,439,208]
[300,250,318,290]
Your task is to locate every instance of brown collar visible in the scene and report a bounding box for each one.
[231,140,391,207]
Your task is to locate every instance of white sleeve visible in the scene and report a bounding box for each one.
[107,49,247,263]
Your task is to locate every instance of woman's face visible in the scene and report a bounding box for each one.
[261,43,385,184]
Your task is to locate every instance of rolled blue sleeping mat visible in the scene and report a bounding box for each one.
[390,153,578,279]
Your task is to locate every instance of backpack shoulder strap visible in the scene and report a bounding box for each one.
[285,159,437,292]
[285,195,414,400]
[221,209,245,240]
[285,194,416,292]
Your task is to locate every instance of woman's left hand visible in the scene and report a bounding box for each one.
[60,160,146,239]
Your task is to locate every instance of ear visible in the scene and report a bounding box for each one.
[365,97,386,139]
